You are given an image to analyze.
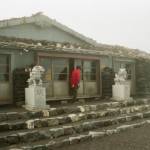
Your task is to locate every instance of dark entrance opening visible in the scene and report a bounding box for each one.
[69,59,75,96]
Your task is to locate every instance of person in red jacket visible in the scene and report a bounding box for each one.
[70,66,81,102]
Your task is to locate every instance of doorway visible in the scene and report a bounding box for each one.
[69,59,99,97]
[69,59,84,96]
[0,54,11,104]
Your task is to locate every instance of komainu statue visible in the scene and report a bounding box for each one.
[114,68,127,84]
[27,65,45,87]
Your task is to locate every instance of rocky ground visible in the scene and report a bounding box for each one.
[57,124,150,150]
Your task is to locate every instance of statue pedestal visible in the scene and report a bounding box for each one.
[24,86,49,111]
[112,82,132,101]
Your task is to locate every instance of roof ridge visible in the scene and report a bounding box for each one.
[0,12,99,46]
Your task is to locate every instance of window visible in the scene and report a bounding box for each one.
[83,61,96,81]
[0,54,10,81]
[53,59,68,80]
[125,64,132,80]
[113,60,132,80]
[39,57,69,81]
[39,57,52,81]
[114,61,126,73]
[75,59,83,80]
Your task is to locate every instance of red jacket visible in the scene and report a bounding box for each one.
[70,68,80,88]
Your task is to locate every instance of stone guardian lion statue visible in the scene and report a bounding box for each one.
[27,65,45,87]
[114,68,127,84]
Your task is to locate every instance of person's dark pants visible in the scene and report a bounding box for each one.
[72,86,78,101]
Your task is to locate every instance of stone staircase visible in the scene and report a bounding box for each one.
[1,98,150,150]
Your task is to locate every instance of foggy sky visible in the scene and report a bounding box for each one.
[0,0,150,52]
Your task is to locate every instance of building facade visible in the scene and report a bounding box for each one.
[0,13,148,105]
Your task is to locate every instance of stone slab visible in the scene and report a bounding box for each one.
[112,83,132,101]
[25,87,49,111]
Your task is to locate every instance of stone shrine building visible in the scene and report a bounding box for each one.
[0,12,149,105]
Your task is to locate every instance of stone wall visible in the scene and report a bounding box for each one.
[136,59,150,96]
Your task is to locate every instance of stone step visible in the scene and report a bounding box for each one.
[44,98,150,117]
[6,118,150,150]
[0,103,150,133]
[1,110,150,148]
[0,111,43,122]
[0,98,149,122]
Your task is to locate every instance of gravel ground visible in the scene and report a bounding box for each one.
[57,124,150,150]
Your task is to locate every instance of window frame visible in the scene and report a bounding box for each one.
[83,60,97,81]
[52,58,69,81]
[0,54,10,82]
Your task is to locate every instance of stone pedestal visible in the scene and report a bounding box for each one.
[112,82,132,101]
[25,86,49,111]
